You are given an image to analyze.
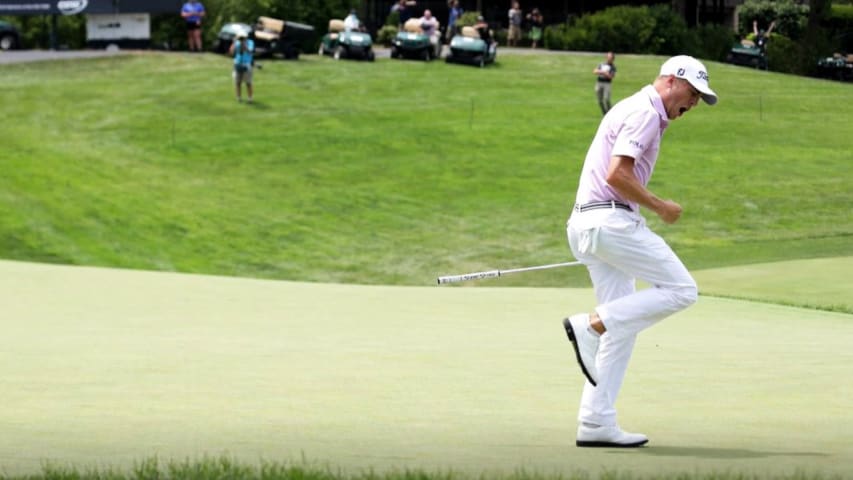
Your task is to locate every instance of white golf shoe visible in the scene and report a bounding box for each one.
[576,424,649,448]
[562,314,599,386]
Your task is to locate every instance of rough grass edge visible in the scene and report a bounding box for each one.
[2,456,843,480]
[699,292,853,315]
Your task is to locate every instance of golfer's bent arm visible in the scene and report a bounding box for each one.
[606,155,682,224]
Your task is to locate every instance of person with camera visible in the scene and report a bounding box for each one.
[229,32,255,103]
[593,51,616,115]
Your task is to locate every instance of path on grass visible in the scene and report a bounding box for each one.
[0,49,129,64]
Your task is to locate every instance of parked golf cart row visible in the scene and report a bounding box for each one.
[216,16,496,68]
[318,18,497,67]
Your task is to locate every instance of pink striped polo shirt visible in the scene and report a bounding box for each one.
[573,84,669,213]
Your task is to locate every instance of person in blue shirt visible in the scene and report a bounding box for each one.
[446,0,463,42]
[181,0,206,52]
[228,32,254,103]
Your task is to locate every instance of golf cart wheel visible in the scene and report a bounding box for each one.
[367,51,375,62]
[422,49,430,61]
[333,46,343,60]
[478,56,485,68]
[390,46,398,59]
[0,33,16,51]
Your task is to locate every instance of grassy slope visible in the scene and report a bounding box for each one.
[1,52,852,289]
[693,257,853,313]
[1,260,851,478]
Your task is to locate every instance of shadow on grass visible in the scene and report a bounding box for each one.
[241,100,271,110]
[609,445,829,460]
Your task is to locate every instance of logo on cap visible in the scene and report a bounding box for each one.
[697,70,708,81]
[57,0,88,15]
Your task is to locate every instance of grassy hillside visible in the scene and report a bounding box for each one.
[1,51,851,287]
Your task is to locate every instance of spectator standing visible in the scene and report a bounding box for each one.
[507,2,522,47]
[344,9,361,32]
[446,0,463,42]
[229,31,254,103]
[753,19,776,53]
[593,51,616,115]
[420,9,440,57]
[474,15,493,46]
[181,0,205,52]
[526,7,543,49]
[399,1,417,29]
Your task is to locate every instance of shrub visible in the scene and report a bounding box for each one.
[689,24,738,63]
[455,11,480,28]
[493,28,508,46]
[543,23,568,50]
[826,4,853,52]
[547,5,699,55]
[1,14,86,49]
[385,10,400,27]
[647,4,694,55]
[376,25,397,46]
[560,6,655,53]
[766,34,813,75]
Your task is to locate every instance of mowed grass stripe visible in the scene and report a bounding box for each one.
[1,260,851,478]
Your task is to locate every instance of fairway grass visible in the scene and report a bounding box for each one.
[693,257,853,313]
[2,260,851,479]
[1,52,852,287]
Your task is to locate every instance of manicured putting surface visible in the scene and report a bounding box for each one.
[1,260,851,477]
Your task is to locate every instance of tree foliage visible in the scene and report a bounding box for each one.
[736,0,809,40]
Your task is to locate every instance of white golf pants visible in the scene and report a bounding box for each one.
[567,207,697,427]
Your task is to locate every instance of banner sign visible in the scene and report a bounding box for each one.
[0,0,180,15]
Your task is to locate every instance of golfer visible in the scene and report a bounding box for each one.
[563,55,717,447]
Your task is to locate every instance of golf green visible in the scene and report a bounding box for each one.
[1,260,850,478]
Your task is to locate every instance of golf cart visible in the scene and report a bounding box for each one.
[817,53,853,82]
[390,18,441,61]
[318,19,375,61]
[216,22,252,54]
[445,25,497,68]
[0,20,21,51]
[726,38,768,70]
[215,16,314,59]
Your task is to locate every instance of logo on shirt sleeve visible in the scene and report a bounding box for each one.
[628,139,645,150]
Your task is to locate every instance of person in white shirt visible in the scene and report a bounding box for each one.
[344,9,360,32]
[507,1,522,47]
[420,9,440,56]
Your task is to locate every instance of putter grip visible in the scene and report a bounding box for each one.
[437,270,500,284]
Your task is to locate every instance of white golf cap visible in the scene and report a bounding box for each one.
[659,55,718,105]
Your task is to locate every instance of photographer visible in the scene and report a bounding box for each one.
[228,32,255,103]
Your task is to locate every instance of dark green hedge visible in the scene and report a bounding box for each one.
[543,5,735,63]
